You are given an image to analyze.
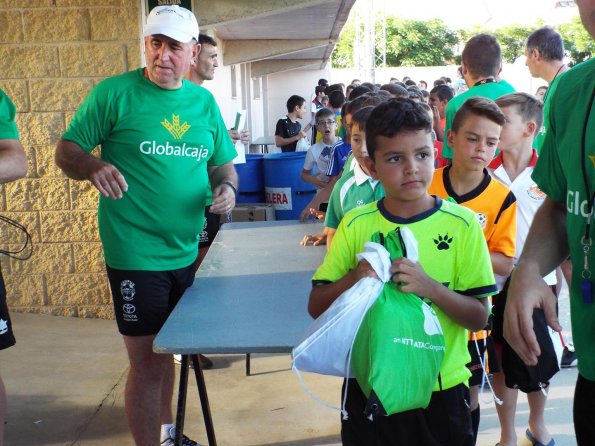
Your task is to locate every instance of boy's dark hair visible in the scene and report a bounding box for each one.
[421,90,430,100]
[462,34,502,78]
[346,92,390,116]
[329,90,346,109]
[286,95,305,113]
[351,106,374,130]
[318,78,328,87]
[315,107,335,122]
[404,79,417,87]
[433,78,446,87]
[451,97,506,132]
[198,34,217,46]
[366,99,433,160]
[407,87,423,102]
[324,83,343,95]
[350,85,372,100]
[315,85,326,95]
[360,82,377,92]
[380,83,409,98]
[430,84,454,101]
[495,92,544,134]
[526,26,565,62]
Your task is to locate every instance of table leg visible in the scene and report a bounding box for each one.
[245,353,251,376]
[191,355,218,446]
[174,355,190,446]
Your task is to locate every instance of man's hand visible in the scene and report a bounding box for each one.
[239,129,251,145]
[504,263,562,366]
[210,181,236,215]
[88,160,128,199]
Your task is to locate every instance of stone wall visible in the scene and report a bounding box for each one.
[0,0,142,318]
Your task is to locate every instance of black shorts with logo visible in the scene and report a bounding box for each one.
[199,207,221,249]
[106,259,197,337]
[0,270,16,350]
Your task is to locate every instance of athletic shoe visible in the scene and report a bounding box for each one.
[561,345,577,368]
[161,426,201,446]
[173,354,214,370]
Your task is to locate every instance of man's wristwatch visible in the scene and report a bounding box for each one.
[221,180,237,197]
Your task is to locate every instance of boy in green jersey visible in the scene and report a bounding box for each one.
[442,33,515,160]
[300,106,384,248]
[309,99,497,445]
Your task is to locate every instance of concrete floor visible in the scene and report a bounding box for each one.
[0,309,578,446]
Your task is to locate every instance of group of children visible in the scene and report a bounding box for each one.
[303,90,559,445]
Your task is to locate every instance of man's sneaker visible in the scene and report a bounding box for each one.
[173,354,213,370]
[161,426,202,446]
[561,345,577,367]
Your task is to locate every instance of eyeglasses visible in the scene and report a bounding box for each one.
[316,120,337,126]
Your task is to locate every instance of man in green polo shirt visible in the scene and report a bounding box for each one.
[55,6,237,446]
[442,33,515,160]
[504,1,595,443]
[0,87,28,446]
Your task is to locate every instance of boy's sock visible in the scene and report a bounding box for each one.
[471,406,480,444]
[161,423,175,442]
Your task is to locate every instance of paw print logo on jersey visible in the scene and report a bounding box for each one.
[475,213,487,229]
[120,280,136,302]
[433,234,453,250]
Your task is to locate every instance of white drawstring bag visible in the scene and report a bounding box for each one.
[292,242,392,378]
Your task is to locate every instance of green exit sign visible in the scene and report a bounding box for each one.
[147,0,192,12]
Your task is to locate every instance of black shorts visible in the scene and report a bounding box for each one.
[0,270,16,350]
[491,279,557,346]
[199,207,221,249]
[467,334,499,386]
[106,259,197,336]
[341,379,473,446]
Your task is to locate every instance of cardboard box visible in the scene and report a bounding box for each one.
[227,203,276,222]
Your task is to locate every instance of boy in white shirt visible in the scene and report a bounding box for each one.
[488,92,555,446]
[301,108,342,190]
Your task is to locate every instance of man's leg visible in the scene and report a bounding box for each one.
[123,334,172,445]
[574,373,595,445]
[0,374,5,446]
[161,358,175,425]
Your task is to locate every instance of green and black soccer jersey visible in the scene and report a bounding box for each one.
[0,88,18,139]
[324,163,385,230]
[62,68,236,271]
[532,57,595,380]
[442,80,515,159]
[313,198,497,390]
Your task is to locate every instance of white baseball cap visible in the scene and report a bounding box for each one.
[144,5,199,43]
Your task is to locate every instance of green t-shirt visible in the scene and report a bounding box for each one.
[443,80,515,159]
[63,69,236,271]
[313,198,497,390]
[324,163,384,229]
[532,57,595,380]
[534,71,567,154]
[0,88,18,139]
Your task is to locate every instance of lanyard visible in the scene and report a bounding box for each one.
[473,77,495,87]
[580,86,595,304]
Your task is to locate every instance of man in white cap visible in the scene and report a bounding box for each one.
[55,5,237,445]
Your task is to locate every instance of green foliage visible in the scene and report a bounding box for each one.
[494,25,534,63]
[331,13,593,69]
[558,17,595,66]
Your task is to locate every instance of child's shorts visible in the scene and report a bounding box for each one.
[341,378,474,446]
[0,271,16,350]
[491,279,557,346]
[467,334,499,386]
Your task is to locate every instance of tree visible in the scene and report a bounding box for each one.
[494,25,534,63]
[331,15,458,68]
[384,18,458,67]
[558,17,595,66]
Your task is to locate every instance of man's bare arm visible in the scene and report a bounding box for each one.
[0,139,27,183]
